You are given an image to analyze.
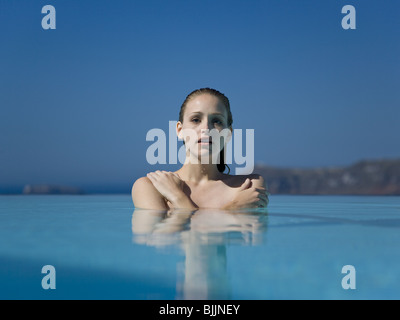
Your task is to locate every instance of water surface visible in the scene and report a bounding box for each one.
[0,195,399,299]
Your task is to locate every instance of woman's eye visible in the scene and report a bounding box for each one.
[191,118,200,123]
[213,119,223,125]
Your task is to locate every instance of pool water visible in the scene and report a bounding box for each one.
[0,195,399,299]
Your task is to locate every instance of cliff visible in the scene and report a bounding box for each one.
[255,159,400,195]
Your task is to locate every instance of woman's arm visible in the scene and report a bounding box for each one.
[221,174,269,209]
[146,171,197,210]
[132,172,197,210]
[131,177,169,210]
[251,174,269,206]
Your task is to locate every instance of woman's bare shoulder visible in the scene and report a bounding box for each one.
[132,176,153,193]
[131,176,168,209]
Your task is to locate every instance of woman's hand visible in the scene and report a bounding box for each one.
[146,171,197,209]
[222,178,269,209]
[147,171,183,201]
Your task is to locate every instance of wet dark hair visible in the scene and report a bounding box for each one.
[179,88,232,173]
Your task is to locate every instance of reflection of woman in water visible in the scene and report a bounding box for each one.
[131,208,268,299]
[132,88,268,210]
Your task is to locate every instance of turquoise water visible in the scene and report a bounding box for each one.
[0,195,399,299]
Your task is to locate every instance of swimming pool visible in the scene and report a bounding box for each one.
[0,195,399,299]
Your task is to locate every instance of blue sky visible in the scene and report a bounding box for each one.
[1,0,399,192]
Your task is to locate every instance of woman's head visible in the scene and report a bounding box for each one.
[178,88,233,127]
[177,88,233,173]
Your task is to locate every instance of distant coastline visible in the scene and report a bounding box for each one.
[22,185,85,195]
[1,159,400,195]
[256,158,400,195]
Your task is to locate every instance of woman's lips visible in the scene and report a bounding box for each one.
[197,137,212,145]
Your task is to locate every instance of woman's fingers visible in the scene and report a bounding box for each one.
[249,189,268,207]
[147,171,163,182]
[149,171,168,178]
[172,172,182,180]
[255,196,268,208]
[240,178,251,190]
[146,173,157,184]
[154,170,176,178]
[147,171,182,189]
[257,192,268,201]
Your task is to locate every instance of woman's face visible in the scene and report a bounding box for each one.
[177,94,232,163]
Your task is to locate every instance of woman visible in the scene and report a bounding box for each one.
[132,88,268,210]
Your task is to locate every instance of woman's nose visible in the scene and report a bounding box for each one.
[200,119,213,131]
